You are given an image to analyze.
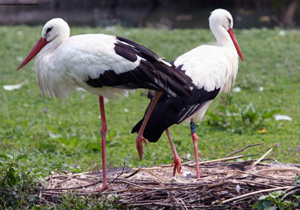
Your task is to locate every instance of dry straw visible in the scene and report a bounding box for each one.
[40,147,300,209]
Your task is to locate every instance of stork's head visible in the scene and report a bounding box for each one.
[18,18,70,70]
[209,9,244,61]
[209,9,233,31]
[41,18,70,43]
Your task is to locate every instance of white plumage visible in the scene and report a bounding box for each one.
[132,9,244,178]
[170,9,243,123]
[35,33,145,99]
[175,8,241,95]
[173,44,239,123]
[18,18,192,191]
[20,19,191,100]
[174,45,237,92]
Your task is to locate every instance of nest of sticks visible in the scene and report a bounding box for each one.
[40,146,300,209]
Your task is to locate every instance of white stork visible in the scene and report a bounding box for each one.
[17,18,192,190]
[132,9,244,178]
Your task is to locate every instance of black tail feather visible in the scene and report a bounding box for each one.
[131,87,221,143]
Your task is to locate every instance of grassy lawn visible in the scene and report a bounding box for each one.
[0,26,300,208]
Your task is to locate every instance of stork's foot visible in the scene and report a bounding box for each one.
[94,183,109,193]
[136,134,148,160]
[172,155,182,176]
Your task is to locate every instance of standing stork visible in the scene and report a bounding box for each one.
[132,9,244,178]
[17,18,192,190]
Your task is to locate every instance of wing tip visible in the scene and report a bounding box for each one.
[158,58,172,67]
[131,120,142,134]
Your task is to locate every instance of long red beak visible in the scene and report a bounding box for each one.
[228,28,244,62]
[17,37,49,70]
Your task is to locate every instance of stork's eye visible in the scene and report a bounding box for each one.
[46,27,53,34]
[227,18,231,27]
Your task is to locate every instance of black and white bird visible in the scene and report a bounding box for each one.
[17,18,192,190]
[132,9,244,178]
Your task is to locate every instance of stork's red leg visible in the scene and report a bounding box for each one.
[190,118,200,179]
[136,91,163,160]
[96,96,108,191]
[165,129,181,176]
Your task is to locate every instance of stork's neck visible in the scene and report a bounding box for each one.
[45,34,69,54]
[211,25,234,48]
[36,34,69,67]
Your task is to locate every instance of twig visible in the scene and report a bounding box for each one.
[113,179,150,189]
[42,179,102,191]
[236,180,278,188]
[43,162,126,192]
[175,197,189,210]
[197,155,245,165]
[124,168,140,178]
[140,168,166,183]
[226,143,262,158]
[182,157,192,161]
[282,189,300,199]
[285,185,300,193]
[245,148,273,171]
[95,161,126,194]
[282,186,300,199]
[222,186,292,204]
[254,167,300,174]
[205,181,229,188]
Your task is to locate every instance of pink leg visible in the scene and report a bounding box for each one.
[190,118,200,179]
[165,129,181,176]
[136,91,163,160]
[96,96,108,191]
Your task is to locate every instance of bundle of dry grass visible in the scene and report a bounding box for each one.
[40,148,300,209]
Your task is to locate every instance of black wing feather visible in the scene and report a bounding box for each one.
[85,36,192,98]
[116,36,159,61]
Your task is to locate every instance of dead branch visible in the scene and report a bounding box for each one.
[226,143,262,158]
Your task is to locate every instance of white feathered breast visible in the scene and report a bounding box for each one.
[174,44,239,93]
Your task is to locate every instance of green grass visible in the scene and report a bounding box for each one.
[0,26,300,208]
